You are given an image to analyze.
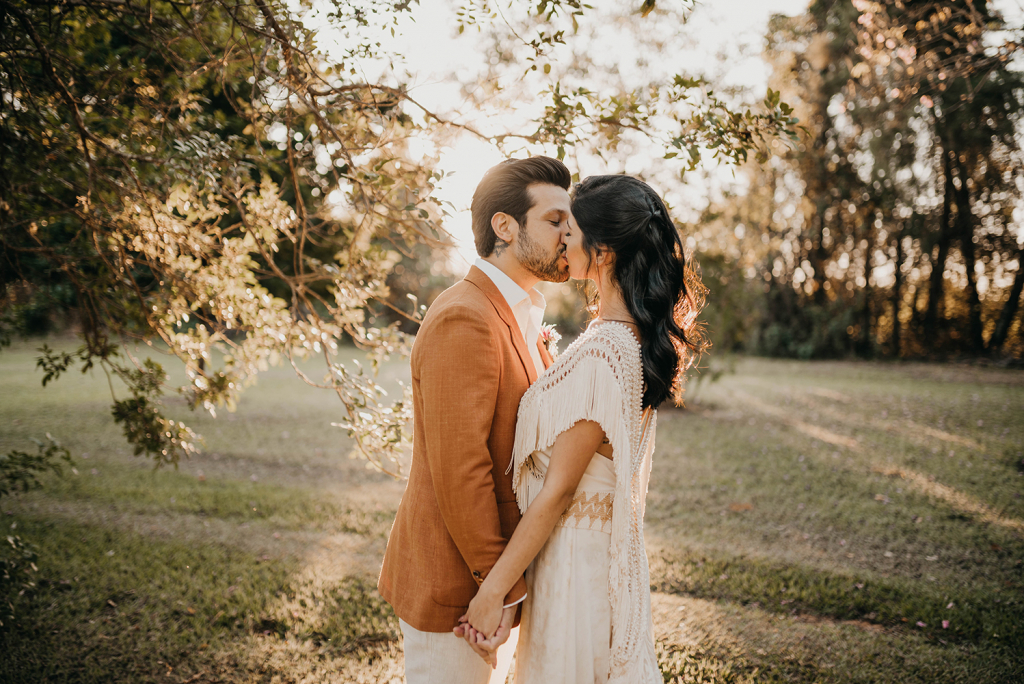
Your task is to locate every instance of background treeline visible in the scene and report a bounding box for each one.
[694,0,1024,360]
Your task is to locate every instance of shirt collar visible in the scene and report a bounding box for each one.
[474,258,546,314]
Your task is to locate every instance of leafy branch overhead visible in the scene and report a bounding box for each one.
[534,79,799,167]
[1,0,799,474]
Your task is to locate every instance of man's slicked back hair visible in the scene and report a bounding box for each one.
[470,156,571,257]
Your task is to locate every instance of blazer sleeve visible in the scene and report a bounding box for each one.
[417,304,527,605]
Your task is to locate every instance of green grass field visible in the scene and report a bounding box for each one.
[1,338,1022,683]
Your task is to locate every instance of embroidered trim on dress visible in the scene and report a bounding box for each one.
[557,491,613,533]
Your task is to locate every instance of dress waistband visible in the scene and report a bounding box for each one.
[557,490,613,534]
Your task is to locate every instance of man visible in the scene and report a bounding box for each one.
[378,156,572,684]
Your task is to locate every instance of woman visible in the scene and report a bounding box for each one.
[460,175,706,683]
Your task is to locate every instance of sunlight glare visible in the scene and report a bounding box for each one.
[434,138,507,274]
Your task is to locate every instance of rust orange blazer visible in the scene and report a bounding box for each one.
[378,265,554,632]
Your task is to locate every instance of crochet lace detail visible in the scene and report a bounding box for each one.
[509,322,661,683]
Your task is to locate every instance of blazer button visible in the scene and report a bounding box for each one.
[472,570,481,578]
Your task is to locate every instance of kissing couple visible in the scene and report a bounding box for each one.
[378,156,703,683]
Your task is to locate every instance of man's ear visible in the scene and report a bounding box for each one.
[491,212,519,246]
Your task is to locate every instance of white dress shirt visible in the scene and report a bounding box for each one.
[474,258,547,377]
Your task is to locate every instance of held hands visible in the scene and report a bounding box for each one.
[453,602,515,668]
[465,585,504,638]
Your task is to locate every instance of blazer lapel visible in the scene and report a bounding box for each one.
[464,266,538,384]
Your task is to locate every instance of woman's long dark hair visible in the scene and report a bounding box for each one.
[571,175,707,408]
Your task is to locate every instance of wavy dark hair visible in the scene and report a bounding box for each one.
[571,175,707,408]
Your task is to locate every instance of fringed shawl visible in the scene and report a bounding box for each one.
[508,322,661,683]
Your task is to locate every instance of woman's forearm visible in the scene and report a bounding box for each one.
[478,420,606,604]
[478,485,574,602]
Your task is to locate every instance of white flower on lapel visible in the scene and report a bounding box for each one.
[540,323,561,358]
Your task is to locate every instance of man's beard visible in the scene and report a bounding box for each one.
[516,226,569,283]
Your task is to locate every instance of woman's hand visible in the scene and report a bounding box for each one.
[464,585,503,638]
[454,605,516,668]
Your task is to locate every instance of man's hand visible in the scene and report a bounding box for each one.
[453,605,515,668]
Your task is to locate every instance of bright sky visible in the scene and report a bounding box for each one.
[363,0,810,271]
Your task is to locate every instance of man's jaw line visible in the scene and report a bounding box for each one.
[483,243,567,290]
[482,252,544,292]
[529,247,568,284]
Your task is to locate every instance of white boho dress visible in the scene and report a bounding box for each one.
[509,321,661,684]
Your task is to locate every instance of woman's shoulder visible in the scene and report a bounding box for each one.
[574,321,641,361]
[548,321,642,379]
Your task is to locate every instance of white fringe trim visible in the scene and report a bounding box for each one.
[509,353,626,515]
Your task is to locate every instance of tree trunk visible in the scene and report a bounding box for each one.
[812,201,828,306]
[954,156,984,354]
[988,245,1024,352]
[907,213,926,330]
[923,150,953,347]
[892,224,904,357]
[860,219,873,355]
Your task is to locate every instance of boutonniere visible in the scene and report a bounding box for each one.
[540,323,561,358]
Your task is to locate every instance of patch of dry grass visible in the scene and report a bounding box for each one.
[2,342,1022,682]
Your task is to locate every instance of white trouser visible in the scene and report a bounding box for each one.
[400,618,518,684]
